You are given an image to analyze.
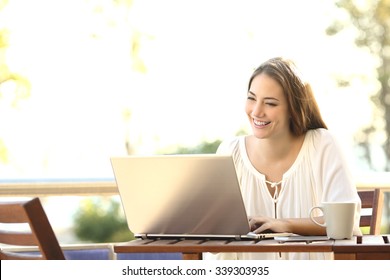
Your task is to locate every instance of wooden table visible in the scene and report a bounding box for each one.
[333,235,390,260]
[114,235,390,260]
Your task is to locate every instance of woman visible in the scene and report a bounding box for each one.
[204,57,361,260]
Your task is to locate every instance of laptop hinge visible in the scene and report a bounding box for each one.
[136,234,148,239]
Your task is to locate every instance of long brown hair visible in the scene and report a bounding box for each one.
[248,57,327,136]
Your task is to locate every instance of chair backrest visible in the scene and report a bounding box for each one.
[0,197,65,260]
[358,189,384,235]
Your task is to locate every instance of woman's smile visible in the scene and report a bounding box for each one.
[253,119,271,128]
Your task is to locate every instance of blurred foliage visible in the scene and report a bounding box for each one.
[172,139,222,154]
[73,197,134,243]
[0,0,7,12]
[0,70,31,106]
[160,128,248,155]
[0,2,31,164]
[0,28,31,106]
[85,0,147,74]
[327,0,390,171]
[235,127,249,136]
[0,139,7,163]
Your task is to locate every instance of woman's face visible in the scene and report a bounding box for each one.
[245,73,291,140]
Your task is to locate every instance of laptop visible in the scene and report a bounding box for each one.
[111,154,290,240]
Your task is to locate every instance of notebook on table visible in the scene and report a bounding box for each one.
[110,154,291,240]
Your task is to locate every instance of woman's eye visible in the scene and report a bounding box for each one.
[266,102,277,106]
[247,96,256,101]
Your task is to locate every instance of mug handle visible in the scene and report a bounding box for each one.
[309,206,326,227]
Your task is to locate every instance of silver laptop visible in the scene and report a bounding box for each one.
[111,154,290,240]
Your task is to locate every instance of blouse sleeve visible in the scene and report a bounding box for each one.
[311,129,362,235]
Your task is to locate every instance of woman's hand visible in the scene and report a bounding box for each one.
[248,216,291,234]
[248,216,327,235]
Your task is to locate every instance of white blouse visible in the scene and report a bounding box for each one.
[204,128,361,260]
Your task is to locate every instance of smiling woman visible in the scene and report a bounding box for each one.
[204,57,362,260]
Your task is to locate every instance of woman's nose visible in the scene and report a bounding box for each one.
[251,102,264,118]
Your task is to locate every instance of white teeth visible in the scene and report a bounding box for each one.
[254,120,269,126]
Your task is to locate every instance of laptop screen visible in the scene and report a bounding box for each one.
[111,155,251,237]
